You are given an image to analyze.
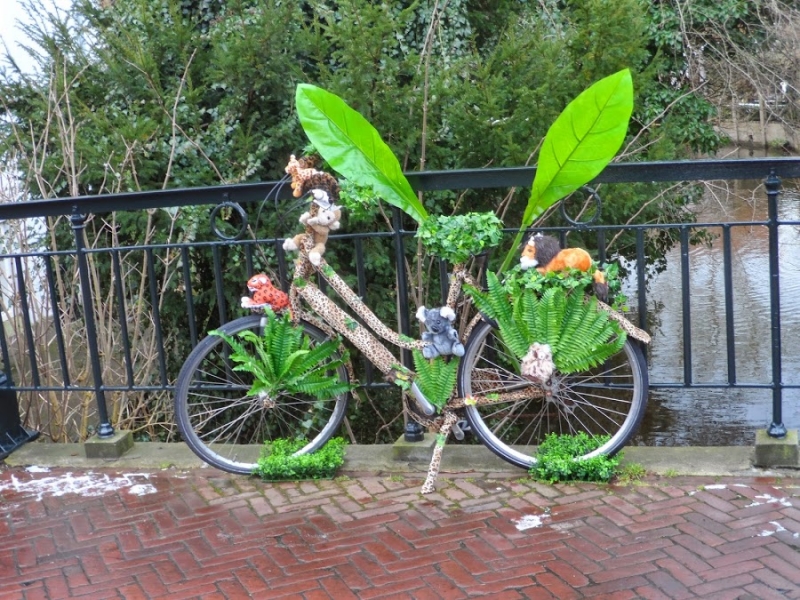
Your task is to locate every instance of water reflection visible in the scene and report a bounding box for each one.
[633,177,800,446]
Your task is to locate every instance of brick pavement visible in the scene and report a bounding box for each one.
[1,464,799,599]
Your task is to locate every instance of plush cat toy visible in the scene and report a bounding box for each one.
[520,233,608,302]
[282,155,342,266]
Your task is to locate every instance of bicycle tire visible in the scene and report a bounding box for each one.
[457,319,648,469]
[175,315,350,474]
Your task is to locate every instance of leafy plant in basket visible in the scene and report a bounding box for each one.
[295,70,633,278]
[465,272,626,373]
[416,212,503,265]
[209,311,353,405]
[503,261,627,311]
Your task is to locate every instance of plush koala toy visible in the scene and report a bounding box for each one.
[416,306,465,359]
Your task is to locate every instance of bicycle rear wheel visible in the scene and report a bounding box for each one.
[458,319,648,469]
[175,315,350,474]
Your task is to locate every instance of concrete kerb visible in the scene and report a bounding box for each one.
[4,437,798,479]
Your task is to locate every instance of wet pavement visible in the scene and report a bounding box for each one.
[2,464,800,599]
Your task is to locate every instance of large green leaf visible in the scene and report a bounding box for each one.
[523,69,633,226]
[295,84,428,224]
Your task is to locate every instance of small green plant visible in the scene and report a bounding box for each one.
[466,272,626,373]
[253,437,347,481]
[530,433,621,483]
[416,212,503,265]
[663,468,679,478]
[412,350,459,409]
[617,462,647,484]
[209,310,352,400]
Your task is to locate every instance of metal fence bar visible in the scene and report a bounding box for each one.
[392,207,412,369]
[111,250,135,388]
[765,171,786,438]
[679,227,692,385]
[70,212,114,437]
[13,255,40,389]
[721,225,737,385]
[43,255,71,387]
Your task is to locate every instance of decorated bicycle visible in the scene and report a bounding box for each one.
[174,69,651,493]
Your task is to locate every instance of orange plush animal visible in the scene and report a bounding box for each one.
[240,274,289,312]
[520,233,608,302]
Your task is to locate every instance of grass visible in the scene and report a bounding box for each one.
[617,462,647,484]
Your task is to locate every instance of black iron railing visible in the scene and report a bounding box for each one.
[1,157,799,444]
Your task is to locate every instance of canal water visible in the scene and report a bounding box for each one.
[632,165,800,446]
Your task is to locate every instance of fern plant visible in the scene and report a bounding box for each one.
[412,350,459,410]
[466,272,626,373]
[209,311,352,400]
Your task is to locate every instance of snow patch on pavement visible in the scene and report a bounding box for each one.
[513,513,550,531]
[747,494,793,508]
[0,472,157,500]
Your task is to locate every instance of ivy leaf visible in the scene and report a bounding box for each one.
[523,69,633,226]
[295,84,428,224]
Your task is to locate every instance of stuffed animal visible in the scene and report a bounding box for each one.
[520,233,608,302]
[520,342,555,384]
[282,155,342,266]
[240,273,289,312]
[416,306,465,359]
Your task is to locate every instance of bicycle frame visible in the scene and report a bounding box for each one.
[285,245,478,412]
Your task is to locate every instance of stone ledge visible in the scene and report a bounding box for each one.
[3,440,792,478]
[753,429,799,468]
[84,430,134,460]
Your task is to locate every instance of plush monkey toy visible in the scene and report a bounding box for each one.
[282,155,342,266]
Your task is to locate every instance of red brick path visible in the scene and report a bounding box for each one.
[1,466,799,599]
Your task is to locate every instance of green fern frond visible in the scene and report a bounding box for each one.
[210,313,352,401]
[412,350,459,409]
[466,273,529,357]
[469,276,627,374]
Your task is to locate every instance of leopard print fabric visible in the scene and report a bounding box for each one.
[420,410,459,494]
[315,258,427,352]
[598,300,651,344]
[296,282,399,375]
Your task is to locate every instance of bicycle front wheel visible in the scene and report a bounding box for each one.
[458,320,648,469]
[175,315,350,474]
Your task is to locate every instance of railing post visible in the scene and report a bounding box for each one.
[765,171,786,438]
[71,209,114,438]
[392,207,424,442]
[391,207,413,368]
